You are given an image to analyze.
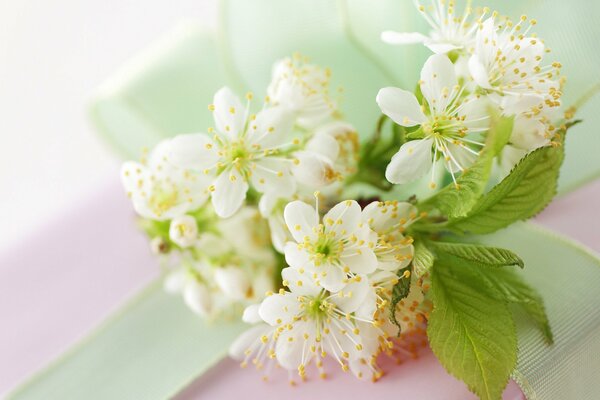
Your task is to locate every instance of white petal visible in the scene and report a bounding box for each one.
[163,269,187,294]
[443,142,478,173]
[511,115,549,150]
[340,248,378,274]
[282,267,321,296]
[169,215,198,248]
[284,242,311,269]
[251,158,296,196]
[424,41,461,54]
[306,132,340,161]
[213,87,245,139]
[258,292,300,326]
[214,266,250,301]
[168,133,218,171]
[211,169,248,218]
[376,87,427,127]
[385,138,434,184]
[468,54,492,89]
[229,325,270,359]
[242,304,263,324]
[323,200,362,235]
[317,263,346,292]
[381,31,428,45]
[275,321,312,369]
[183,281,212,316]
[420,54,458,112]
[333,278,370,314]
[284,201,317,242]
[291,151,336,188]
[249,106,294,148]
[267,215,289,253]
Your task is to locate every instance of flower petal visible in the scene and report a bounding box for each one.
[385,138,433,184]
[380,30,428,45]
[323,200,362,235]
[332,278,370,314]
[317,263,346,292]
[258,292,300,326]
[468,54,492,89]
[211,169,248,218]
[168,133,218,171]
[248,105,294,148]
[340,247,378,274]
[183,281,212,316]
[282,267,321,296]
[424,41,461,54]
[376,87,427,127]
[420,54,457,113]
[242,304,263,324]
[284,201,317,242]
[229,325,271,360]
[213,87,245,139]
[284,242,311,269]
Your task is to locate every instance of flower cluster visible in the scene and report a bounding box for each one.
[120,1,585,396]
[230,197,431,381]
[380,1,564,186]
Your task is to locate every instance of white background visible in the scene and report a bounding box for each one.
[0,0,216,252]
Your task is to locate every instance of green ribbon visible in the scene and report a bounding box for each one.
[10,1,600,398]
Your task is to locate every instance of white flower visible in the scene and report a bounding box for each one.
[231,269,386,381]
[377,54,488,186]
[291,122,359,188]
[214,266,252,301]
[164,268,212,316]
[283,199,378,292]
[121,140,209,220]
[258,193,291,253]
[510,106,562,151]
[169,215,199,248]
[468,16,562,114]
[381,0,487,54]
[267,55,336,129]
[362,201,418,272]
[168,87,297,218]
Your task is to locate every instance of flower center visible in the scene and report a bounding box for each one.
[149,185,179,216]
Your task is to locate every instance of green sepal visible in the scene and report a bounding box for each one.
[389,265,412,336]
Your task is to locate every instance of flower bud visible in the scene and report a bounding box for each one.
[214,266,251,300]
[169,215,198,248]
[242,304,262,324]
[183,281,212,317]
[291,150,337,187]
[150,237,170,254]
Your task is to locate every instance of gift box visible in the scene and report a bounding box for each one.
[5,1,600,398]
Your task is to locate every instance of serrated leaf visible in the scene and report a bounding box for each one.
[413,240,435,277]
[430,241,524,268]
[448,132,566,234]
[422,115,513,218]
[389,265,411,335]
[428,260,517,400]
[472,266,553,344]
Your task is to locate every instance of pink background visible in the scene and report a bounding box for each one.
[2,171,599,398]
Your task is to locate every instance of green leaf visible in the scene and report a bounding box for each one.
[389,265,412,335]
[472,267,554,344]
[412,240,435,277]
[422,114,513,218]
[428,260,517,400]
[430,242,524,268]
[448,141,565,234]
